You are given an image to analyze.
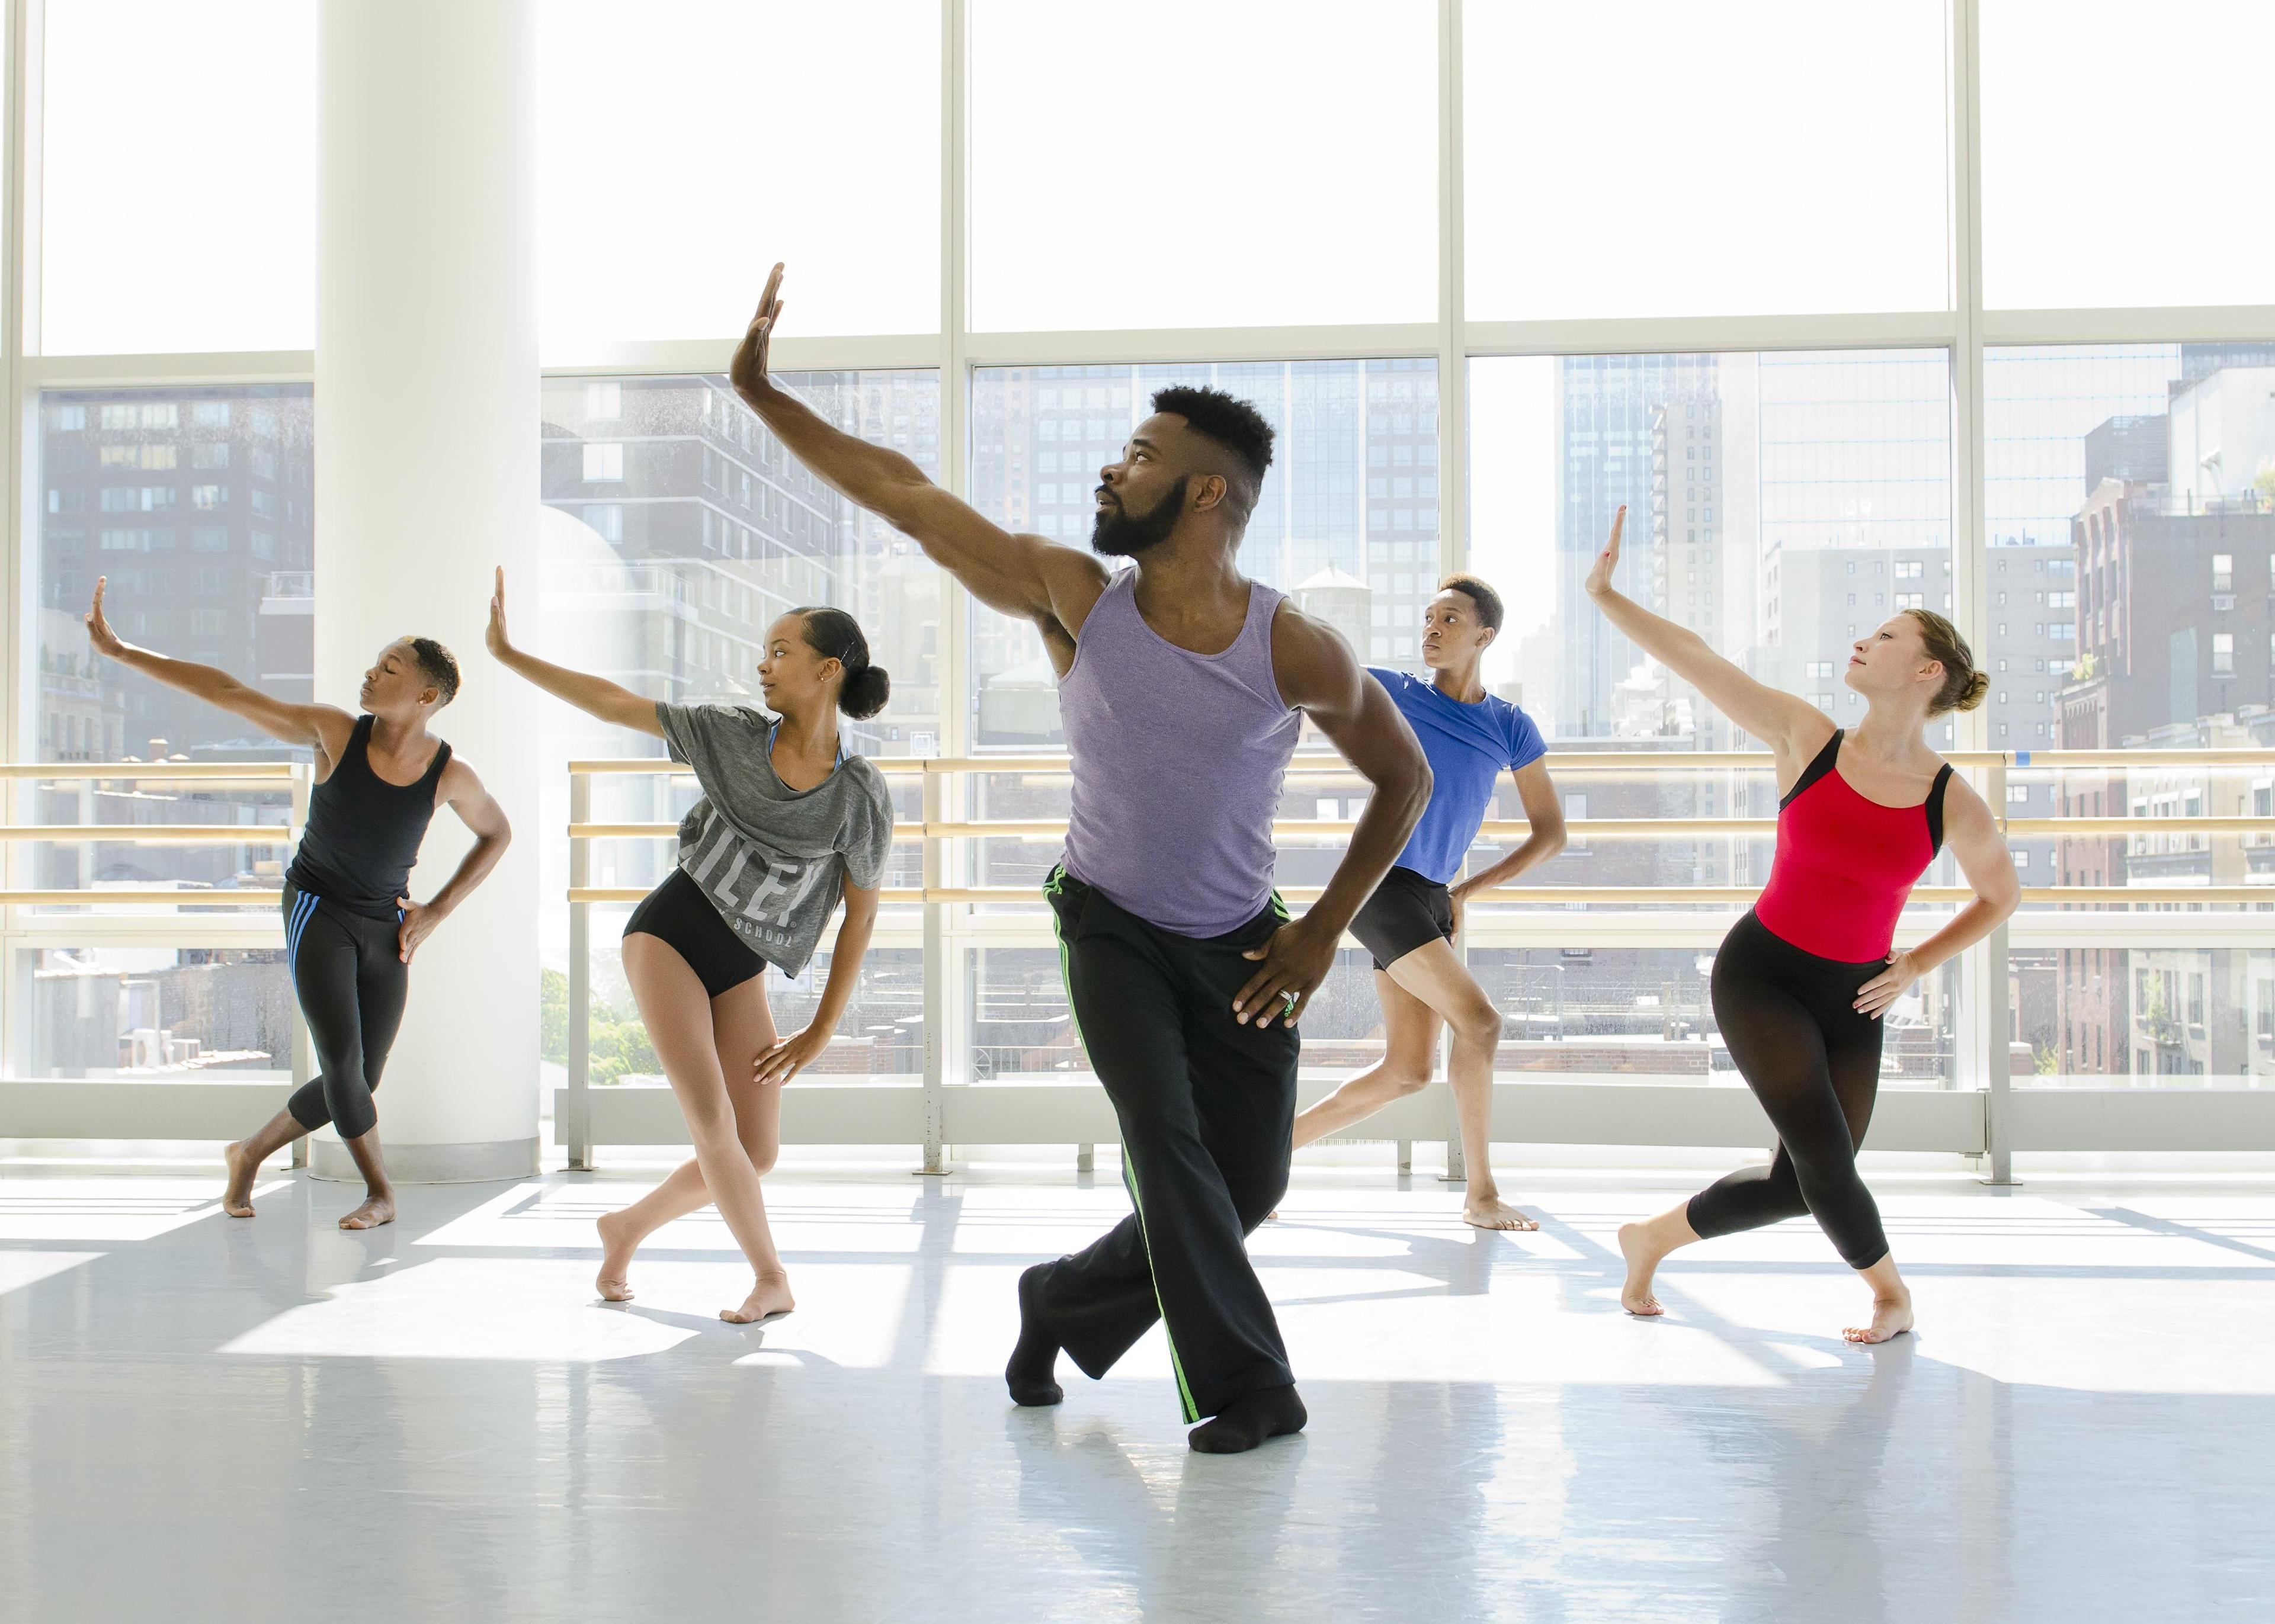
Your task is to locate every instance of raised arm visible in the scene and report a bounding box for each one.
[394,756,515,964]
[1232,608,1432,1028]
[1584,506,1826,759]
[85,577,353,760]
[485,567,662,737]
[729,264,1107,653]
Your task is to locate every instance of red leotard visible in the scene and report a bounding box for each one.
[1752,730,1953,962]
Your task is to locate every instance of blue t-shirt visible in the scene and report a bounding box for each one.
[1370,667,1546,885]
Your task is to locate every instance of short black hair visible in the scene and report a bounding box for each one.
[1437,574,1505,633]
[406,637,461,707]
[1150,386,1276,491]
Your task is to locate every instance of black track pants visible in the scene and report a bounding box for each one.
[1031,866,1300,1422]
[1687,910,1892,1270]
[281,881,409,1142]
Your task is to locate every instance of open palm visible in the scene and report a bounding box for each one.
[1583,506,1627,597]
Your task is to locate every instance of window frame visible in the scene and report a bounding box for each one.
[5,0,2273,1148]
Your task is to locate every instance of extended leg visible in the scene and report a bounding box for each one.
[1290,967,1441,1147]
[595,975,780,1301]
[222,1109,308,1218]
[1623,953,1822,1312]
[1383,942,1531,1230]
[623,933,790,1323]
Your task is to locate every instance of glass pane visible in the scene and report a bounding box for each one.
[968,1,1436,330]
[2018,947,2275,1087]
[1984,1,2275,309]
[967,358,1440,746]
[1465,1,1948,320]
[1465,350,1954,906]
[1984,342,2275,895]
[537,371,939,1070]
[32,387,313,894]
[1469,350,1954,740]
[537,1,939,348]
[41,1,315,353]
[17,945,291,1080]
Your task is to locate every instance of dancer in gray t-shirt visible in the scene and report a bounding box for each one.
[488,569,896,1324]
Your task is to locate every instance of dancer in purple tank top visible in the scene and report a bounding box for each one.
[732,265,1430,1453]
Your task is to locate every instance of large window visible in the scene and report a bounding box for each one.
[18,385,313,1084]
[968,1,1437,330]
[12,4,2275,1147]
[33,386,314,882]
[1465,1,1949,320]
[536,2,941,351]
[1982,1,2275,310]
[536,371,940,1087]
[41,1,316,354]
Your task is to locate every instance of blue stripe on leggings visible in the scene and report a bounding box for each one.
[287,891,319,970]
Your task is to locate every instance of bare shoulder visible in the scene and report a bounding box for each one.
[437,750,485,798]
[1268,597,1361,708]
[1035,540,1112,615]
[1938,760,1995,822]
[307,704,360,760]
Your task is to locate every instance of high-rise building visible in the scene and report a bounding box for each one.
[539,371,943,758]
[1554,354,1717,735]
[38,388,316,763]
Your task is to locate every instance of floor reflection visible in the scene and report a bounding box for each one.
[1,1166,2271,1622]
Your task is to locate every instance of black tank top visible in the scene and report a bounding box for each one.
[286,715,453,919]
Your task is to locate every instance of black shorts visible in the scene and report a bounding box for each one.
[1349,864,1454,973]
[624,867,764,998]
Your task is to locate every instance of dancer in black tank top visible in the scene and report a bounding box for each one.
[85,578,512,1231]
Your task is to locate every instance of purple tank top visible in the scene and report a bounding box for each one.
[1059,569,1300,937]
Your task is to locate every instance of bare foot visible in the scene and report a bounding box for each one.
[1617,1221,1665,1316]
[1463,1195,1539,1231]
[339,1192,396,1231]
[595,1209,639,1302]
[1843,1294,1914,1344]
[222,1141,260,1218]
[723,1272,794,1324]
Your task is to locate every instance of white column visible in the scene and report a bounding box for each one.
[311,0,539,1182]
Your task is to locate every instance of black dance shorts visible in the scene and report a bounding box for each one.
[1348,864,1456,973]
[624,866,764,998]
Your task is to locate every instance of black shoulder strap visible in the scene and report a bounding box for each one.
[1925,762,1955,855]
[344,712,374,773]
[421,736,454,788]
[1780,728,1844,810]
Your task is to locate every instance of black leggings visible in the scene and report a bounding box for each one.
[281,881,409,1142]
[1687,910,1891,1270]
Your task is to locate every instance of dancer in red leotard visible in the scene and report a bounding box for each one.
[1584,507,2020,1343]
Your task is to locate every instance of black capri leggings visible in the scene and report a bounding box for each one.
[1687,910,1892,1271]
[281,880,409,1143]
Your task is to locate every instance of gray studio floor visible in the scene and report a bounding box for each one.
[2,1159,2270,1622]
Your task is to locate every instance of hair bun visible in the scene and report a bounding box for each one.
[841,663,891,721]
[1954,670,1990,712]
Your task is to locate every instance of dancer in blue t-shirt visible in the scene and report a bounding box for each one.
[1291,576,1568,1229]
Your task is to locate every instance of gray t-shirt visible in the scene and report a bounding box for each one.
[655,702,896,978]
